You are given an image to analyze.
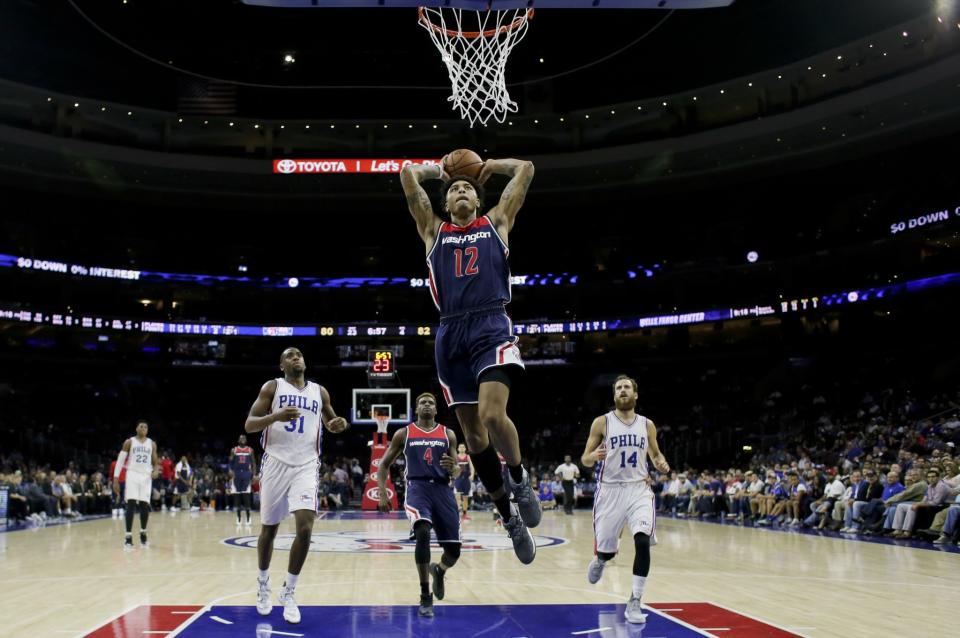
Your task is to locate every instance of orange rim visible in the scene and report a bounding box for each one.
[418,7,534,40]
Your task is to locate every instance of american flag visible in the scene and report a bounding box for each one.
[177,79,238,115]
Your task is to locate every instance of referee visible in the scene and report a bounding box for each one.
[554,455,581,515]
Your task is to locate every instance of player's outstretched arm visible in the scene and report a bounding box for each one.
[377,429,408,511]
[442,430,461,479]
[481,158,534,234]
[646,419,670,473]
[320,386,349,433]
[400,163,446,248]
[580,416,607,468]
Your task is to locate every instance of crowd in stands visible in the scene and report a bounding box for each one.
[2,349,958,549]
[0,450,372,526]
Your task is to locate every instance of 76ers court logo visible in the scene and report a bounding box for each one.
[223,530,566,554]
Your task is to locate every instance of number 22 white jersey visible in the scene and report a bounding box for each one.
[126,436,154,475]
[597,411,649,484]
[262,378,323,467]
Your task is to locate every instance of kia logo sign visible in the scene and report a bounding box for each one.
[367,487,394,500]
[371,458,381,468]
[276,159,297,174]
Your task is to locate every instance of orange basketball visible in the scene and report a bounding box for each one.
[443,149,484,180]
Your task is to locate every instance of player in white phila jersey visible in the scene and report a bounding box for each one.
[112,419,159,550]
[581,375,670,625]
[244,347,349,625]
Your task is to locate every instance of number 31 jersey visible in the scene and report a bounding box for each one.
[262,378,323,467]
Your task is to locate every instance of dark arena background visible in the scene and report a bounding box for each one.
[1,1,958,637]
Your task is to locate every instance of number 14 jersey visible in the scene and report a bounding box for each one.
[597,412,649,484]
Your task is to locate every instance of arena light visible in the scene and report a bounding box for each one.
[283,53,296,64]
[747,251,759,263]
[288,277,299,288]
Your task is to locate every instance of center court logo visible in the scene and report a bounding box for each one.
[223,530,567,554]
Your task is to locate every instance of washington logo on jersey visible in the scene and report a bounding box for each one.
[442,231,491,245]
[407,438,448,450]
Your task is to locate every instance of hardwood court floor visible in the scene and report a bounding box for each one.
[1,507,955,637]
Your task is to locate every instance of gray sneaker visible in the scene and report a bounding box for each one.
[507,467,542,528]
[503,509,537,564]
[624,596,648,624]
[430,563,446,600]
[587,557,605,584]
[418,593,434,618]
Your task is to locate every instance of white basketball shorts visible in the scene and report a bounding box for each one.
[592,481,657,555]
[259,455,320,525]
[124,472,153,504]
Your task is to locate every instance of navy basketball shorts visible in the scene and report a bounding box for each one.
[454,474,473,496]
[231,473,252,494]
[404,480,462,544]
[435,308,524,406]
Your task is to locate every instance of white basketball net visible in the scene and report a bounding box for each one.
[418,7,532,127]
[374,415,390,435]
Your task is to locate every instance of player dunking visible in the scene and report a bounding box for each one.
[581,375,670,624]
[229,434,257,528]
[453,443,474,520]
[399,155,541,564]
[244,347,348,624]
[377,392,463,617]
[112,419,159,550]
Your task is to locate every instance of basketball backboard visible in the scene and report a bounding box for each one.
[352,388,411,426]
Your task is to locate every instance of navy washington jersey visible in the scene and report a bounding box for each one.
[426,215,511,316]
[403,423,451,481]
[230,446,254,476]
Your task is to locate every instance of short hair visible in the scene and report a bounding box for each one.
[280,347,301,362]
[440,176,486,213]
[416,392,437,405]
[613,374,638,393]
[136,419,148,427]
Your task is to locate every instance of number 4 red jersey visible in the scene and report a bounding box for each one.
[403,423,451,481]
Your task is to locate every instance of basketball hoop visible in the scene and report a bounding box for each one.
[418,6,533,127]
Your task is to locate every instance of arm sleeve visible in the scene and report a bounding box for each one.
[114,451,128,478]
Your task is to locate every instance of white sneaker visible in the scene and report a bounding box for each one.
[256,577,272,616]
[587,557,605,584]
[625,595,648,624]
[278,585,301,624]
